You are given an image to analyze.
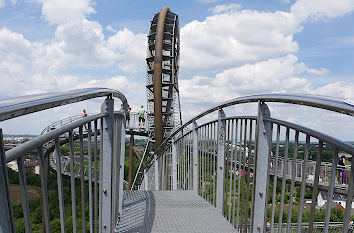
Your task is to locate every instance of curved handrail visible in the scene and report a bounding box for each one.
[5,113,108,162]
[154,93,354,156]
[0,88,127,122]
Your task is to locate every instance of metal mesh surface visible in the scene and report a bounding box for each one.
[117,190,236,233]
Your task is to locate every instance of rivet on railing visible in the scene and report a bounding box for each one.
[259,192,263,197]
[104,224,107,230]
[103,188,107,194]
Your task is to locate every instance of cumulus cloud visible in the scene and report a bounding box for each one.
[37,0,95,25]
[180,54,319,105]
[180,8,301,74]
[312,81,354,99]
[209,3,241,14]
[291,0,354,22]
[107,28,147,73]
[197,0,219,3]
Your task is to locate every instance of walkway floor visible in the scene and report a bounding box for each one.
[118,190,236,233]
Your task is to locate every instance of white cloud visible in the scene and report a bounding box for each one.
[37,0,95,25]
[106,25,117,33]
[197,0,219,3]
[180,9,301,74]
[180,54,326,105]
[312,81,354,99]
[107,28,147,73]
[53,19,116,67]
[209,3,241,14]
[291,0,354,22]
[0,0,5,8]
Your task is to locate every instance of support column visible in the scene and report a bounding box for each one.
[216,109,226,213]
[128,135,134,190]
[99,97,114,233]
[251,101,271,233]
[172,137,177,190]
[0,129,15,233]
[192,122,198,193]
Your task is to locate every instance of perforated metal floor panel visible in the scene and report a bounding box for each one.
[117,190,236,233]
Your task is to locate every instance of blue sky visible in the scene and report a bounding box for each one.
[0,0,353,139]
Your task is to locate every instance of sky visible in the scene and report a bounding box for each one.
[0,0,353,140]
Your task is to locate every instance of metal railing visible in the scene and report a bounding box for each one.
[0,88,127,233]
[141,94,354,233]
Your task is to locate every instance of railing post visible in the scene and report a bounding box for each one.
[192,122,198,193]
[251,101,271,233]
[154,153,159,190]
[99,97,114,233]
[114,112,126,220]
[216,109,226,213]
[0,129,15,233]
[172,137,177,190]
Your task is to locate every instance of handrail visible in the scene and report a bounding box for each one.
[154,93,354,157]
[5,113,108,163]
[0,88,128,121]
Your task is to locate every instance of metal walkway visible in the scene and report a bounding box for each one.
[118,190,236,233]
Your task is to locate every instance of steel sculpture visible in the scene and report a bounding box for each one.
[146,7,182,152]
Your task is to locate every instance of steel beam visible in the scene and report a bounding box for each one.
[100,97,114,233]
[251,101,271,233]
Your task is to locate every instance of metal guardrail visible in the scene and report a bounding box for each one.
[141,94,354,233]
[0,88,127,233]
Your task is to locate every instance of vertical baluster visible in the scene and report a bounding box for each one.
[190,133,193,190]
[0,130,15,233]
[208,124,212,202]
[241,119,248,229]
[232,119,239,226]
[204,126,207,200]
[93,120,98,233]
[37,146,51,233]
[87,122,93,233]
[193,122,198,193]
[323,148,339,233]
[79,126,86,233]
[296,135,310,232]
[17,156,32,233]
[278,128,290,232]
[271,125,280,233]
[308,141,322,233]
[343,147,354,232]
[238,119,244,231]
[245,119,253,230]
[286,131,299,232]
[223,120,229,217]
[228,119,235,221]
[68,131,77,233]
[236,119,242,230]
[55,137,66,233]
[172,137,177,191]
[207,124,211,202]
[213,122,217,206]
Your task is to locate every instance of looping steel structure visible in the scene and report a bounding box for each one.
[146,7,182,152]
